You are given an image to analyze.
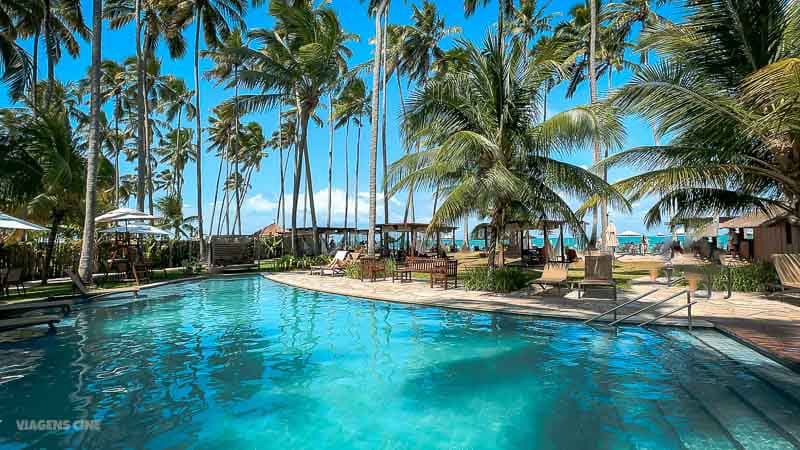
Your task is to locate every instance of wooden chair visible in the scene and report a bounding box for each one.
[578,254,617,300]
[359,257,386,282]
[65,270,140,298]
[772,254,800,294]
[430,259,458,290]
[530,263,569,294]
[2,268,25,296]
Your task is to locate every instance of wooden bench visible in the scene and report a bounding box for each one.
[211,242,258,272]
[393,257,458,288]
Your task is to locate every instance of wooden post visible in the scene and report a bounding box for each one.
[560,224,565,263]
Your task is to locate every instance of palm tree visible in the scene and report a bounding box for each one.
[155,127,195,198]
[231,122,267,231]
[157,76,197,200]
[105,0,187,214]
[203,28,250,233]
[174,0,245,257]
[364,0,389,256]
[207,103,238,235]
[334,77,371,246]
[236,1,351,255]
[0,0,34,100]
[604,0,800,225]
[509,0,553,47]
[77,0,103,283]
[391,35,628,267]
[156,193,197,266]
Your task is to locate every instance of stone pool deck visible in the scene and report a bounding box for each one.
[265,272,800,371]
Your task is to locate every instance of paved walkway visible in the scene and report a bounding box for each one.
[266,272,800,371]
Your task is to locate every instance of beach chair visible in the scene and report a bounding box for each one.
[2,268,25,296]
[530,263,569,294]
[578,254,617,300]
[772,254,800,294]
[310,251,349,276]
[65,270,140,298]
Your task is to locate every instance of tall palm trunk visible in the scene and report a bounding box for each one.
[114,100,121,205]
[78,0,103,283]
[234,64,241,234]
[462,217,469,251]
[278,102,286,230]
[589,0,602,250]
[290,100,308,255]
[42,210,64,285]
[209,147,225,239]
[397,77,415,224]
[176,106,183,200]
[354,122,361,240]
[381,13,389,231]
[134,0,147,212]
[43,0,54,105]
[327,93,334,228]
[32,30,39,112]
[367,0,388,256]
[343,121,350,247]
[193,11,206,259]
[303,139,318,254]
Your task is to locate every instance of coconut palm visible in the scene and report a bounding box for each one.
[334,77,371,246]
[236,0,351,255]
[207,102,238,235]
[203,28,250,233]
[105,0,188,214]
[509,0,553,47]
[77,0,103,282]
[0,0,34,100]
[391,34,628,267]
[173,0,245,256]
[156,76,196,201]
[604,0,800,225]
[155,127,195,199]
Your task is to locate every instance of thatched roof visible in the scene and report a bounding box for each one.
[719,208,791,229]
[255,223,285,237]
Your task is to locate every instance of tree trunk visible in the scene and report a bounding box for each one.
[381,12,389,234]
[144,46,153,215]
[193,11,205,259]
[291,101,309,255]
[343,121,350,247]
[589,0,602,250]
[397,77,416,224]
[278,102,286,230]
[368,0,388,256]
[234,64,242,234]
[303,135,319,254]
[209,144,225,239]
[32,30,39,113]
[78,0,103,283]
[134,0,147,212]
[41,211,63,286]
[176,106,183,200]
[44,0,54,105]
[327,93,334,229]
[462,216,470,251]
[354,123,361,240]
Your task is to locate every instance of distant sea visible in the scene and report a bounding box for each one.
[438,235,731,253]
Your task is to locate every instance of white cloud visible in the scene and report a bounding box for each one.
[245,193,279,213]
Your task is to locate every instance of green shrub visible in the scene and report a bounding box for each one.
[344,262,362,279]
[462,267,531,293]
[711,262,779,292]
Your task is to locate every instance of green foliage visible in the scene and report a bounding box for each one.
[343,262,362,279]
[462,267,532,293]
[711,262,780,293]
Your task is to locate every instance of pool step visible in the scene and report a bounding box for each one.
[666,332,800,450]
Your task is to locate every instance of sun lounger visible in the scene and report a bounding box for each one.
[772,254,800,293]
[65,270,140,298]
[578,254,617,300]
[0,314,61,331]
[530,263,569,293]
[0,299,73,316]
[2,268,26,296]
[311,251,349,276]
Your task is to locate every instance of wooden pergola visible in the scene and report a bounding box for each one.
[473,219,579,263]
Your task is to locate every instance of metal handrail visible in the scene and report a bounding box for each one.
[608,290,690,326]
[639,300,698,330]
[584,289,660,324]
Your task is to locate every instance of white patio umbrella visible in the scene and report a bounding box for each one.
[95,207,158,223]
[0,212,48,231]
[99,223,170,236]
[618,230,642,237]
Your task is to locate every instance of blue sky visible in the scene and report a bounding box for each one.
[1,0,682,237]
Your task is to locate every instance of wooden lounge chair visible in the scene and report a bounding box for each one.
[0,315,61,331]
[311,251,349,276]
[578,254,617,300]
[2,268,25,296]
[65,270,140,298]
[530,263,569,294]
[0,298,73,317]
[772,254,800,294]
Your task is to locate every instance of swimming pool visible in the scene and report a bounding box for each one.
[1,275,799,449]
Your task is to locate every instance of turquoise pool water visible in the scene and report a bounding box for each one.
[1,276,799,449]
